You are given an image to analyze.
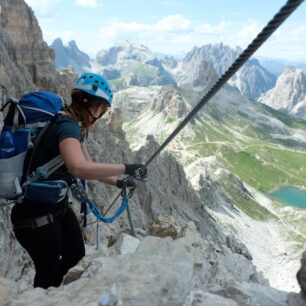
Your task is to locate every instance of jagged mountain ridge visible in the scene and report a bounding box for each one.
[163,43,277,100]
[259,66,306,119]
[230,58,277,100]
[50,40,276,100]
[169,50,218,93]
[182,43,242,76]
[51,38,92,73]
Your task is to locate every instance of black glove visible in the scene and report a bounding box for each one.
[124,163,148,179]
[116,178,136,189]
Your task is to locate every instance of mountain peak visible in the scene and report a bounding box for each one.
[51,38,91,73]
[283,65,303,75]
[68,40,78,48]
[51,37,64,48]
[259,65,306,117]
[67,40,81,53]
[172,43,275,99]
[97,41,156,66]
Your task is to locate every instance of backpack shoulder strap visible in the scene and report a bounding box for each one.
[24,114,63,180]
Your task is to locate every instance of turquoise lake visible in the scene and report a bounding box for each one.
[270,187,306,209]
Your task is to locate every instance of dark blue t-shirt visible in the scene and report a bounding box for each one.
[30,114,82,184]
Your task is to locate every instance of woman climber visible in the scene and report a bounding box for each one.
[10,72,147,289]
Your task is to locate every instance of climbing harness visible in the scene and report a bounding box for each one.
[72,177,137,248]
[73,177,137,225]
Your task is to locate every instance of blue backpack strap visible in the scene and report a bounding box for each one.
[23,114,62,182]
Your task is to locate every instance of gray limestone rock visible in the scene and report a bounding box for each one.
[259,66,306,119]
[3,223,288,306]
[112,233,140,255]
[149,215,181,239]
[0,0,74,99]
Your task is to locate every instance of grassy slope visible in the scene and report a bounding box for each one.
[184,114,306,192]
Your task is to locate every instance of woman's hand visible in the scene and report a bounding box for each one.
[124,164,148,179]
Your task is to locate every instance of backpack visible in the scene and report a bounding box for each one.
[0,91,66,200]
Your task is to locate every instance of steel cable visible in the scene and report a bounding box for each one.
[144,0,304,166]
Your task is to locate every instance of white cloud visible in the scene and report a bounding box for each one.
[155,14,191,32]
[103,16,303,61]
[255,24,306,61]
[24,0,61,18]
[75,0,99,7]
[40,12,306,61]
[100,14,192,39]
[99,17,261,55]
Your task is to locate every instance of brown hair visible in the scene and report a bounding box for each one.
[66,89,109,136]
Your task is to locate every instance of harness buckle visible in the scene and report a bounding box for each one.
[31,214,54,228]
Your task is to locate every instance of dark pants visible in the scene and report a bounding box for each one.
[13,207,85,289]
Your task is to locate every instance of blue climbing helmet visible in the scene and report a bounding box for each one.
[73,73,113,106]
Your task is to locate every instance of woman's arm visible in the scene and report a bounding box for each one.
[60,138,125,180]
[81,142,118,186]
[81,142,93,162]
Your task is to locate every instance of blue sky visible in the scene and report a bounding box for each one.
[25,0,306,61]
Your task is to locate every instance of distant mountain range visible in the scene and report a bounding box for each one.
[162,43,277,100]
[50,39,306,119]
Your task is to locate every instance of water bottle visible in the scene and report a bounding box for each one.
[0,130,15,159]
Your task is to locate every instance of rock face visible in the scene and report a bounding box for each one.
[259,66,306,119]
[150,86,191,118]
[161,55,178,70]
[0,0,73,99]
[170,47,218,93]
[51,38,92,74]
[229,58,276,100]
[186,43,241,77]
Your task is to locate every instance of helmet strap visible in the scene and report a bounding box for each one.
[85,107,99,124]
